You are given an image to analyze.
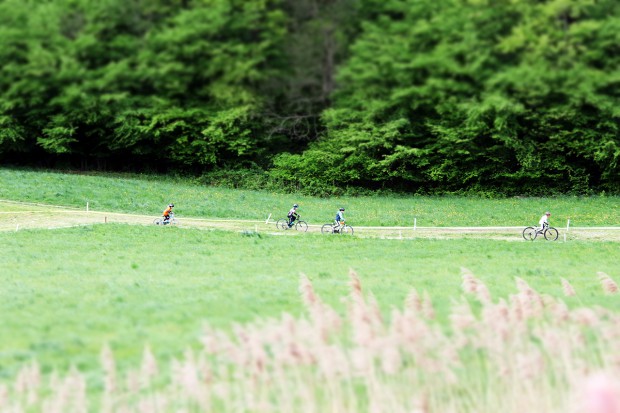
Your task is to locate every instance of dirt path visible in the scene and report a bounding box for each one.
[1,201,618,241]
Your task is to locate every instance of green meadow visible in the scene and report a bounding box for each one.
[1,168,619,391]
[1,223,619,382]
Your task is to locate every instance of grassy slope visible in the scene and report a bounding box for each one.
[0,168,618,226]
[1,224,618,381]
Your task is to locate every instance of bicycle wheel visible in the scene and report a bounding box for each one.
[295,221,308,232]
[522,227,537,241]
[321,224,334,234]
[169,217,178,225]
[153,218,163,225]
[276,218,289,230]
[544,227,559,241]
[341,225,354,235]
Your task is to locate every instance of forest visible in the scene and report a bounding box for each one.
[0,0,619,195]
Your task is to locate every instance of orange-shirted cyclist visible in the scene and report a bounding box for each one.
[162,203,174,223]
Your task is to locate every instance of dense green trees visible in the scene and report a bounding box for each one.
[1,0,618,194]
[1,0,292,169]
[275,0,620,194]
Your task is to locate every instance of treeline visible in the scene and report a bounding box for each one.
[1,0,619,195]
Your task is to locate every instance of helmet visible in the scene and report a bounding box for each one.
[339,208,345,211]
[169,203,174,207]
[293,204,298,208]
[545,211,550,215]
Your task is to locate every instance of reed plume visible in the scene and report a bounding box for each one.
[100,343,116,413]
[422,290,435,320]
[349,268,363,302]
[561,278,576,297]
[140,345,158,389]
[461,267,491,303]
[461,267,478,294]
[299,273,319,307]
[598,272,619,294]
[404,288,422,315]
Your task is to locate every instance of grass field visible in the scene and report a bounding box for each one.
[1,224,619,380]
[1,168,619,411]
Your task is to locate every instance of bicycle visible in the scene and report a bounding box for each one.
[276,216,308,232]
[154,212,178,226]
[321,222,354,235]
[522,223,558,241]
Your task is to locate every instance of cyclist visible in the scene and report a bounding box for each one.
[287,204,300,228]
[334,207,345,232]
[537,211,551,234]
[162,203,174,224]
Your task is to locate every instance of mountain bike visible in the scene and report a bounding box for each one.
[154,213,178,226]
[321,222,354,235]
[522,224,558,241]
[276,216,308,232]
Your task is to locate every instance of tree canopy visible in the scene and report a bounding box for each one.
[1,0,618,194]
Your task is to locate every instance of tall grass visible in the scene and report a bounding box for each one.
[0,168,618,226]
[2,270,620,413]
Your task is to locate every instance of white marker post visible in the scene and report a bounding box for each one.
[265,213,271,224]
[15,224,19,232]
[86,202,89,212]
[414,218,417,231]
[564,218,570,242]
